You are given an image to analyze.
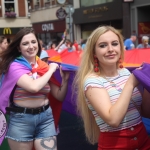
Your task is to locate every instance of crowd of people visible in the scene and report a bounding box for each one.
[0,26,150,150]
[124,34,150,50]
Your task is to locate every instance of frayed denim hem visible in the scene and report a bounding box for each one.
[5,136,33,142]
[34,134,57,140]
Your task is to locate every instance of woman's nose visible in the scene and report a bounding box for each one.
[28,43,34,48]
[108,44,113,51]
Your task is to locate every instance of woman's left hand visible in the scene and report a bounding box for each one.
[59,65,70,81]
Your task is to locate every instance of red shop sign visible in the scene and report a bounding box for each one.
[138,22,150,43]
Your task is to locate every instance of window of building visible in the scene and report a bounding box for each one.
[37,32,63,48]
[4,0,15,13]
[27,1,31,12]
[44,0,57,7]
[33,0,40,9]
[80,0,113,7]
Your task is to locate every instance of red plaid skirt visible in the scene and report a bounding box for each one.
[98,122,150,150]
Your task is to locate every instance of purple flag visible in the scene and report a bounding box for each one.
[132,63,150,93]
[0,62,30,145]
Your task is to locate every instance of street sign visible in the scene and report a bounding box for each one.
[56,7,67,20]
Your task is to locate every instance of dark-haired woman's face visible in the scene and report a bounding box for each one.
[0,38,8,51]
[19,33,38,62]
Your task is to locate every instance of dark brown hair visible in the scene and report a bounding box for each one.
[0,28,41,74]
[0,36,7,44]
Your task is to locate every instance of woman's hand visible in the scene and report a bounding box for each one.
[49,63,59,73]
[59,65,70,82]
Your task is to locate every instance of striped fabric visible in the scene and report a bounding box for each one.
[13,71,50,101]
[84,68,142,132]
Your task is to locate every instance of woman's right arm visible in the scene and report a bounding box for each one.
[54,38,65,51]
[85,74,138,127]
[16,63,59,93]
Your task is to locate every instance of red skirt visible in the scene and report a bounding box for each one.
[98,122,150,150]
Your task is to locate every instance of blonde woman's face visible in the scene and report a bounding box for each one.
[0,39,8,51]
[95,31,121,67]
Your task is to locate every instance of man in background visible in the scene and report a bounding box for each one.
[124,34,137,50]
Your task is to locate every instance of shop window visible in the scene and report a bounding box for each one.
[28,1,31,12]
[44,0,57,7]
[4,0,16,18]
[46,33,51,46]
[27,1,31,17]
[80,0,113,7]
[34,0,40,10]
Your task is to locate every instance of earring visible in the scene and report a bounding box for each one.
[119,57,123,68]
[94,55,99,72]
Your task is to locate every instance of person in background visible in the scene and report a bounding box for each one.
[136,36,150,49]
[0,28,69,150]
[74,26,150,149]
[51,42,57,50]
[39,39,46,50]
[67,41,76,52]
[73,40,79,51]
[55,39,75,53]
[40,50,64,134]
[81,39,87,50]
[54,37,66,52]
[124,34,137,50]
[0,36,8,53]
[40,50,49,63]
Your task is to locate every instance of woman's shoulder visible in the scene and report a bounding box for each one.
[84,73,104,89]
[85,73,103,84]
[118,68,131,75]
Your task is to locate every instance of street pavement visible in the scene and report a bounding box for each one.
[57,110,98,150]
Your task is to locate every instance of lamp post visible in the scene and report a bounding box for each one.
[65,5,74,42]
[56,0,74,42]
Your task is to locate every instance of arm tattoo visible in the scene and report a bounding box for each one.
[40,137,57,150]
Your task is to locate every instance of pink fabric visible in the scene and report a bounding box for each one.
[0,62,30,144]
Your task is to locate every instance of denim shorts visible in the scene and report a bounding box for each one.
[5,106,57,142]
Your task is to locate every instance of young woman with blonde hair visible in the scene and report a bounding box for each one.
[74,26,150,149]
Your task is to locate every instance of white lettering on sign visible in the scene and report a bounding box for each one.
[42,23,54,32]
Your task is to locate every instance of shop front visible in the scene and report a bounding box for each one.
[73,0,130,40]
[0,27,21,43]
[32,20,66,48]
[130,0,150,45]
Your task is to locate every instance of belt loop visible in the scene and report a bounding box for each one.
[43,105,45,111]
[24,108,27,114]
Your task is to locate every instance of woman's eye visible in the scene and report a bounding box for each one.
[112,43,118,46]
[22,43,28,46]
[99,44,107,48]
[32,41,36,44]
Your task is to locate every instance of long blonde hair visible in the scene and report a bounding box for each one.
[73,26,125,144]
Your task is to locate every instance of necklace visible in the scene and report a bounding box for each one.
[104,74,122,92]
